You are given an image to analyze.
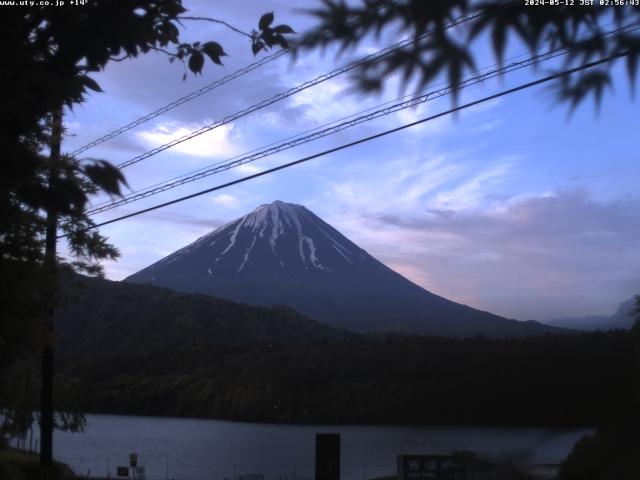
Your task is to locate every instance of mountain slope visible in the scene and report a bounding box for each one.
[126,201,561,337]
[55,274,358,356]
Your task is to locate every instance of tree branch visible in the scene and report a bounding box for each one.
[177,16,252,38]
[148,45,179,58]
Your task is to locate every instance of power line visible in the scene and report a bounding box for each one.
[87,93,414,211]
[70,49,289,157]
[85,19,640,216]
[112,9,485,170]
[59,51,628,239]
[70,2,400,157]
[85,46,571,216]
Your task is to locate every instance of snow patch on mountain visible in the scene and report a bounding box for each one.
[238,235,257,272]
[222,217,246,256]
[304,236,325,270]
[146,201,366,276]
[213,201,348,271]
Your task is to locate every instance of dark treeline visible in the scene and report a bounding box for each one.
[57,330,634,427]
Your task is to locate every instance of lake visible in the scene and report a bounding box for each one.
[49,414,591,480]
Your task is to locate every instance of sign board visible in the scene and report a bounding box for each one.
[116,466,129,477]
[129,453,138,468]
[397,455,466,480]
[135,466,146,480]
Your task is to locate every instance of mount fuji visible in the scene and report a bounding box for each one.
[126,201,559,336]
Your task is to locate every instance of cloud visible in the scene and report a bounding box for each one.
[330,155,458,210]
[141,210,224,229]
[94,207,226,280]
[431,158,519,211]
[136,121,241,159]
[288,77,362,124]
[210,193,238,206]
[325,151,517,216]
[352,190,640,320]
[235,163,264,175]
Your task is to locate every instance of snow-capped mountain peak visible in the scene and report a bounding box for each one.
[152,201,369,277]
[126,201,561,337]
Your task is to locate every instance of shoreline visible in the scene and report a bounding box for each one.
[70,410,598,431]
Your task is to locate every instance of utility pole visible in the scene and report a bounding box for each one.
[40,105,63,479]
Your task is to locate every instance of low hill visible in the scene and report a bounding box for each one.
[54,274,359,356]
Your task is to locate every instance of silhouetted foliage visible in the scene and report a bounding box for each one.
[0,1,293,273]
[57,330,634,427]
[252,12,297,55]
[0,450,74,480]
[553,294,640,479]
[300,1,640,109]
[630,295,640,332]
[558,418,640,480]
[0,0,292,445]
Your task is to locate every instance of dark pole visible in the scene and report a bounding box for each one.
[40,105,63,478]
[315,433,340,480]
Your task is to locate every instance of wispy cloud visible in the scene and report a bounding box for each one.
[345,190,640,320]
[327,154,462,213]
[210,193,239,206]
[431,158,519,211]
[120,209,224,230]
[137,121,241,159]
[325,151,520,217]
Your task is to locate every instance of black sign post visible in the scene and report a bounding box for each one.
[397,455,466,480]
[316,433,340,480]
[129,453,138,480]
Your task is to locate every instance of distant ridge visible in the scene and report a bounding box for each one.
[126,200,563,337]
[545,297,636,331]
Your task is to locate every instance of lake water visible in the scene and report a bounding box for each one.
[50,414,591,480]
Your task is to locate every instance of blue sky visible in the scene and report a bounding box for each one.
[60,0,640,321]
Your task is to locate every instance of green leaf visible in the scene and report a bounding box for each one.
[80,75,103,93]
[82,160,128,197]
[203,42,226,65]
[491,23,507,65]
[188,51,205,74]
[167,22,179,42]
[259,12,274,30]
[53,177,88,214]
[273,24,295,35]
[203,41,225,57]
[627,54,638,96]
[274,34,289,50]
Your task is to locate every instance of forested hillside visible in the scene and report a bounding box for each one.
[58,330,634,427]
[55,274,358,355]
